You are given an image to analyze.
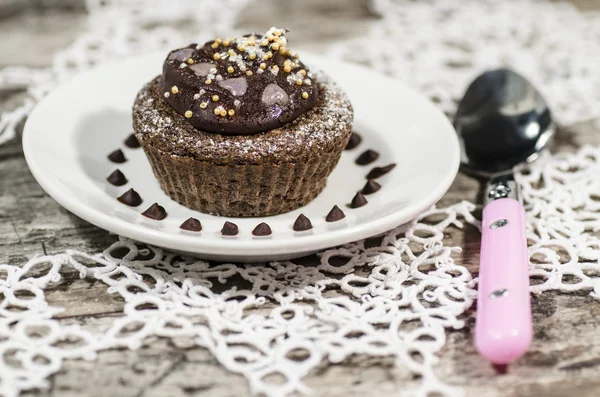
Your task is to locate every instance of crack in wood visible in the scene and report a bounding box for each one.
[133,353,186,397]
[10,221,21,244]
[559,357,600,371]
[181,385,214,395]
[54,310,125,320]
[0,150,23,162]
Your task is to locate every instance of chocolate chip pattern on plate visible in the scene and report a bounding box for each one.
[107,126,394,236]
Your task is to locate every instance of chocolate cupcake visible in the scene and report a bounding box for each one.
[132,27,353,216]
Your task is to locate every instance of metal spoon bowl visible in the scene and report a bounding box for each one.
[455,68,554,178]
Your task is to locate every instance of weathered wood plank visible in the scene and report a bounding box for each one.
[19,317,250,397]
[13,292,600,397]
[0,10,84,68]
[0,136,116,264]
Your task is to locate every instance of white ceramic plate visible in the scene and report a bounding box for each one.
[23,51,459,262]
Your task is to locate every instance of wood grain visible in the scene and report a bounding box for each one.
[2,3,600,396]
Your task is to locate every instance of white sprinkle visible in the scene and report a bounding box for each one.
[199,89,206,95]
[209,67,217,74]
[249,46,266,60]
[193,93,200,100]
[287,72,303,85]
[257,68,264,74]
[234,99,241,107]
[229,54,242,63]
[265,27,287,47]
[304,79,312,85]
[164,92,170,98]
[216,74,224,81]
[179,63,187,69]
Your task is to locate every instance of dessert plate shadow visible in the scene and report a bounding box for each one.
[23,51,459,262]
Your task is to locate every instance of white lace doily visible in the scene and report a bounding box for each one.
[332,0,600,126]
[1,1,600,396]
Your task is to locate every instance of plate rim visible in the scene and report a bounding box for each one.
[22,51,460,257]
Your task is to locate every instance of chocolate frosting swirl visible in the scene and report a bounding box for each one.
[159,27,318,135]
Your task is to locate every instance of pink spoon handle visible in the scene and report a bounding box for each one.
[475,197,532,364]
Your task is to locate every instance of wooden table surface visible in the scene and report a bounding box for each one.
[2,2,600,396]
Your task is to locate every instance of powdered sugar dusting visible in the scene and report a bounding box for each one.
[133,69,353,165]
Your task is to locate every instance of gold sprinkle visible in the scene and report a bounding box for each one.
[249,53,257,60]
[272,65,279,72]
[205,79,212,85]
[271,43,280,51]
[294,53,300,59]
[267,51,273,59]
[248,39,256,46]
[215,38,222,44]
[228,109,235,116]
[299,69,307,76]
[214,108,221,115]
[220,109,227,117]
[212,95,219,102]
[223,40,230,47]
[283,66,292,73]
[187,58,195,64]
[171,86,179,94]
[260,63,267,70]
[260,39,268,47]
[200,102,207,109]
[227,66,234,74]
[228,49,236,56]
[213,53,221,61]
[237,45,246,52]
[279,47,288,55]
[185,110,193,118]
[211,43,218,49]
[296,79,303,86]
[246,70,253,76]
[274,29,282,37]
[262,54,269,61]
[302,91,309,99]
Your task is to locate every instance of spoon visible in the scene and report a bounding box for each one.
[453,69,554,365]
